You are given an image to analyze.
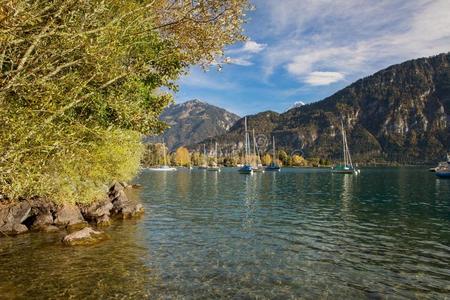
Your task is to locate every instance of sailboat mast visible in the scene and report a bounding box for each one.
[215,142,218,163]
[162,138,167,166]
[345,132,353,168]
[272,136,276,163]
[341,120,347,167]
[252,129,257,166]
[244,117,248,164]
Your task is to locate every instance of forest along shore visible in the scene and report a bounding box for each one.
[0,182,143,246]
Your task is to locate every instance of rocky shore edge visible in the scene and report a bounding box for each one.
[0,181,143,246]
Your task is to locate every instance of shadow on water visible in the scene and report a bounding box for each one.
[1,167,449,299]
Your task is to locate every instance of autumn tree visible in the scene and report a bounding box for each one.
[0,0,249,203]
[291,155,307,167]
[174,147,190,166]
[261,153,272,166]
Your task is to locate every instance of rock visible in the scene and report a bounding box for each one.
[30,212,53,230]
[120,202,144,219]
[62,227,107,246]
[110,190,144,219]
[11,224,28,235]
[131,184,142,189]
[96,215,111,227]
[109,181,124,198]
[119,181,129,188]
[0,201,31,235]
[54,204,86,227]
[17,198,56,231]
[42,225,59,232]
[79,198,113,225]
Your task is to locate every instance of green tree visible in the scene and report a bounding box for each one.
[278,150,289,166]
[0,0,249,203]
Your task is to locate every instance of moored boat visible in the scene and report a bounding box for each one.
[146,139,176,171]
[199,144,208,169]
[238,117,253,174]
[265,136,281,172]
[435,154,450,178]
[332,120,360,174]
[251,129,265,173]
[208,142,221,172]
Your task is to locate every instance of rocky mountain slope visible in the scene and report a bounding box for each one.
[198,53,450,163]
[158,100,240,150]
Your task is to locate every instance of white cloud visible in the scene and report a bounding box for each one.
[254,0,450,86]
[228,40,267,54]
[305,72,345,86]
[241,40,267,53]
[223,40,267,67]
[225,57,253,66]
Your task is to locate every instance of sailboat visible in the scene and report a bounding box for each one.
[265,136,281,171]
[252,129,265,173]
[332,120,360,174]
[238,117,253,174]
[208,142,221,172]
[435,154,450,178]
[146,139,176,171]
[198,144,208,169]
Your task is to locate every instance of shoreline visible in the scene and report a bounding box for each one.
[0,182,144,245]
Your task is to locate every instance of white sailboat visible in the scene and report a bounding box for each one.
[265,136,281,171]
[252,129,264,173]
[146,139,176,171]
[208,142,221,172]
[332,120,360,174]
[199,144,208,169]
[238,117,253,174]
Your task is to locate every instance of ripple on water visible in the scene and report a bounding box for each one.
[1,168,449,299]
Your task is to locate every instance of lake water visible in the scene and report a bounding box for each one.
[1,168,449,299]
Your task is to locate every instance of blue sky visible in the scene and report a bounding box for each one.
[175,0,450,116]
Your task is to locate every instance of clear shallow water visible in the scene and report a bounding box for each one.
[1,168,449,299]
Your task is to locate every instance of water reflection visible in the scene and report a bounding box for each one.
[1,167,449,299]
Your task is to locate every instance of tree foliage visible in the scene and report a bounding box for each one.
[174,147,190,166]
[0,0,249,203]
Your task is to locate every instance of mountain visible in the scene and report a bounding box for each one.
[197,53,450,163]
[158,100,240,150]
[289,101,306,110]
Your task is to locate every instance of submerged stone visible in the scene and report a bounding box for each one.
[62,227,108,246]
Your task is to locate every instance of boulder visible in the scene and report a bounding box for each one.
[30,199,55,229]
[11,224,28,235]
[96,214,111,227]
[62,227,107,246]
[54,204,86,228]
[110,190,144,219]
[109,181,124,198]
[0,201,31,235]
[30,212,54,230]
[79,198,113,225]
[42,225,59,232]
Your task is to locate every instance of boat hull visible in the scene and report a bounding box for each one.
[332,165,359,174]
[436,171,450,178]
[238,165,253,174]
[332,170,355,174]
[145,167,176,171]
[265,163,281,172]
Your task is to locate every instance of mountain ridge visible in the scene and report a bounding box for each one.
[195,52,450,163]
[158,99,240,150]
